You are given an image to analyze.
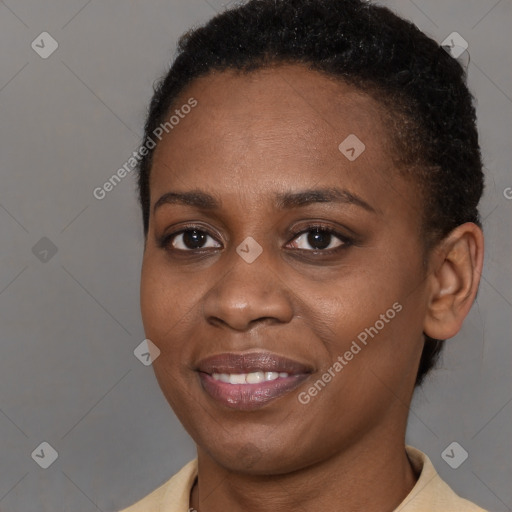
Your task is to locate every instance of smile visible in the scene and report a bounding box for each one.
[211,371,289,384]
[196,352,313,410]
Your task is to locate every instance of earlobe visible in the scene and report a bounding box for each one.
[423,223,484,340]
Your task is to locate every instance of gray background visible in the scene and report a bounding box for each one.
[0,0,510,511]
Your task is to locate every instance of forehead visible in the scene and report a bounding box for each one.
[150,64,403,209]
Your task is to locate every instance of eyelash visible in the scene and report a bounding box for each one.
[157,223,353,255]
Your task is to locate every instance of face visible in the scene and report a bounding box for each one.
[140,64,431,474]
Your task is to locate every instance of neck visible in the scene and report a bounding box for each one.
[190,425,418,512]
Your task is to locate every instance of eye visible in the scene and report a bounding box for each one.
[158,224,352,254]
[161,227,221,251]
[287,226,350,252]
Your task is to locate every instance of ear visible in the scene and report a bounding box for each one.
[423,222,484,340]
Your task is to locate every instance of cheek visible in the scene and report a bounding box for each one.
[302,263,401,342]
[291,297,423,453]
[140,256,168,338]
[140,252,197,353]
[304,251,426,384]
[139,254,200,411]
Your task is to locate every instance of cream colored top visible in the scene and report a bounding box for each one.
[118,446,488,511]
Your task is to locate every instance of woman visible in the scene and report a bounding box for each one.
[120,0,487,510]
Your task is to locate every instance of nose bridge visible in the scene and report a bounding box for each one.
[203,238,293,331]
[227,241,275,294]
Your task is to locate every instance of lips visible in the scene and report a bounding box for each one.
[197,352,313,375]
[196,352,313,411]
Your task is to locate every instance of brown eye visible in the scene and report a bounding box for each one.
[288,227,347,252]
[164,228,221,251]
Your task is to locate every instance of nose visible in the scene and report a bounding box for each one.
[202,245,294,332]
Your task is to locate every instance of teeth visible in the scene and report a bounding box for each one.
[229,374,246,384]
[211,371,289,384]
[246,371,265,384]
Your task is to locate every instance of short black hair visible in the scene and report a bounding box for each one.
[137,0,484,386]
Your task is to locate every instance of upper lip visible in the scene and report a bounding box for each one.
[196,351,314,375]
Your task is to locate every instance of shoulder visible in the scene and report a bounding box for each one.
[117,448,490,511]
[397,446,488,512]
[117,458,198,512]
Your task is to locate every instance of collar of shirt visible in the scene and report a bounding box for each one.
[118,445,488,512]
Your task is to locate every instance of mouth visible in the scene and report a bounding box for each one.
[196,352,313,411]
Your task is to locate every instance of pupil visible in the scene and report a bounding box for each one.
[308,229,331,250]
[183,230,206,249]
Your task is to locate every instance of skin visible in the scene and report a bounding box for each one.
[140,64,484,511]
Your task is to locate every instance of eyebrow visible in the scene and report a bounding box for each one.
[275,187,377,213]
[153,187,377,214]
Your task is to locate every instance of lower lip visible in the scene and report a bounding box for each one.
[198,372,310,411]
